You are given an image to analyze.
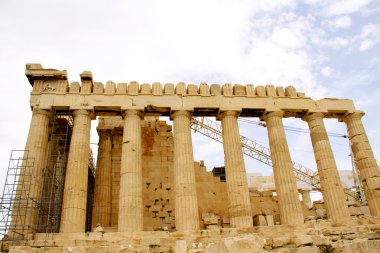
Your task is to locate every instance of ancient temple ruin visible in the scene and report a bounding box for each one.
[0,64,379,252]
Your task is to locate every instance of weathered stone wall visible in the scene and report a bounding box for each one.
[98,117,283,230]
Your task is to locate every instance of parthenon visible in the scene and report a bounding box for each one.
[0,64,380,252]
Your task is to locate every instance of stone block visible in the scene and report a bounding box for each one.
[266,85,276,96]
[233,84,246,96]
[222,83,233,96]
[349,206,361,216]
[253,215,267,226]
[315,209,326,219]
[157,211,168,218]
[359,206,370,215]
[222,217,230,224]
[128,81,139,95]
[246,84,255,97]
[140,83,151,94]
[175,240,187,253]
[276,86,285,96]
[255,85,266,96]
[187,84,198,95]
[80,80,92,93]
[297,92,306,98]
[296,246,319,253]
[204,216,219,225]
[310,235,331,246]
[93,82,104,94]
[272,237,291,247]
[285,85,297,97]
[294,235,313,247]
[266,215,274,226]
[70,82,80,93]
[117,83,128,94]
[367,176,380,190]
[210,84,221,95]
[175,82,186,95]
[218,235,265,253]
[150,205,162,212]
[199,82,210,96]
[205,243,218,253]
[164,83,174,95]
[206,225,220,230]
[105,81,116,94]
[152,82,162,95]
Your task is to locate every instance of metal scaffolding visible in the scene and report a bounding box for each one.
[0,150,35,240]
[0,110,97,239]
[191,117,359,200]
[36,115,73,234]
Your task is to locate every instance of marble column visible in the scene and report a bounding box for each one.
[300,190,312,208]
[60,110,92,233]
[118,110,143,232]
[92,129,112,227]
[220,111,253,228]
[264,111,304,225]
[11,108,52,237]
[303,112,350,222]
[343,112,380,216]
[172,110,200,231]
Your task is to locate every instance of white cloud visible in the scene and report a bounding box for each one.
[325,37,350,48]
[357,23,380,51]
[306,0,374,17]
[325,0,373,16]
[321,66,333,77]
[328,16,352,29]
[360,40,375,51]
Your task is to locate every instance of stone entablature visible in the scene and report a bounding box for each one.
[26,64,355,118]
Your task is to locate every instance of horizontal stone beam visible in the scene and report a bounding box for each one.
[30,92,355,118]
[26,64,356,118]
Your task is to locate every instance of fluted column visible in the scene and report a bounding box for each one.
[303,112,350,222]
[343,112,380,216]
[92,129,112,227]
[264,111,304,224]
[60,110,92,233]
[220,111,253,228]
[11,108,52,237]
[172,110,200,231]
[118,110,143,232]
[300,190,312,208]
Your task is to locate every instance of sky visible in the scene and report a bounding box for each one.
[0,0,380,194]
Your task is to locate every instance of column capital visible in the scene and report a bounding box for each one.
[262,110,284,120]
[72,109,95,119]
[340,111,365,122]
[216,110,240,120]
[32,108,53,117]
[122,109,144,119]
[170,110,192,120]
[302,112,324,122]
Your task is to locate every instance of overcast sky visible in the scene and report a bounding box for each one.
[0,0,379,192]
